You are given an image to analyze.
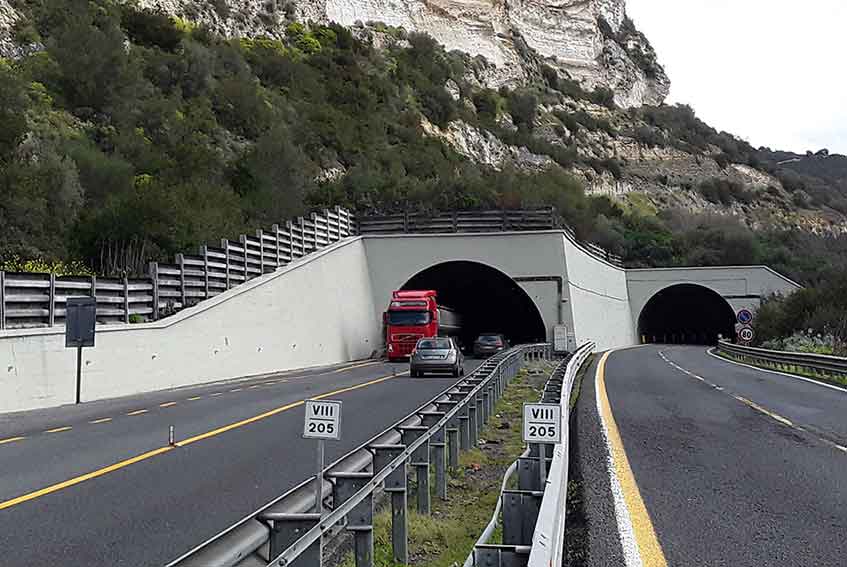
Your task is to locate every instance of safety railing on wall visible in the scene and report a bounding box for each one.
[0,207,356,330]
[357,208,623,267]
[717,341,847,382]
[168,344,553,567]
[467,341,594,567]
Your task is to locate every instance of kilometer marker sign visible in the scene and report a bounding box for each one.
[303,400,342,440]
[523,403,562,444]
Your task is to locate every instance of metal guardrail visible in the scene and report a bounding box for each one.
[357,208,624,267]
[0,208,355,330]
[467,342,594,567]
[718,341,847,381]
[168,344,554,567]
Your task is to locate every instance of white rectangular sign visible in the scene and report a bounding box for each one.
[303,400,342,440]
[523,403,562,444]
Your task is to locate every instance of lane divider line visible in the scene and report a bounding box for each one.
[0,372,403,511]
[126,410,148,416]
[209,392,223,397]
[186,396,202,401]
[660,349,847,456]
[89,418,112,424]
[0,436,26,445]
[45,426,72,434]
[596,350,668,567]
[229,388,242,393]
[159,402,178,408]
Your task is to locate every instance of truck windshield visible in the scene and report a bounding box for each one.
[388,311,431,326]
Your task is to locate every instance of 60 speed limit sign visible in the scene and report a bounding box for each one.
[523,403,562,444]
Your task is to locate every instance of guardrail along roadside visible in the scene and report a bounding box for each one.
[169,344,555,567]
[718,341,847,386]
[467,342,594,567]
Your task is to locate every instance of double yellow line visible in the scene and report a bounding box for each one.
[0,372,402,511]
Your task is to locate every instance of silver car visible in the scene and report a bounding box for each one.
[410,337,465,377]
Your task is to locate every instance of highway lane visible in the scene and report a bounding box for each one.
[0,357,484,566]
[601,345,846,566]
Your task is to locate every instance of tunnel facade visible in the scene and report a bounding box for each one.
[637,284,737,345]
[401,261,547,347]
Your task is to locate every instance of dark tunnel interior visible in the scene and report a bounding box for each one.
[638,284,737,345]
[401,261,547,348]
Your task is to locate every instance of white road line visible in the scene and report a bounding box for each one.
[705,348,847,394]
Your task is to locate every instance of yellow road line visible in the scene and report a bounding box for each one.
[0,436,26,445]
[159,402,177,408]
[89,418,112,424]
[45,426,72,434]
[0,372,401,511]
[596,351,668,567]
[126,409,148,416]
[186,396,202,401]
[333,360,380,373]
[0,447,173,511]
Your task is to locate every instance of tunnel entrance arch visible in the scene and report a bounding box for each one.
[638,284,736,345]
[400,261,547,347]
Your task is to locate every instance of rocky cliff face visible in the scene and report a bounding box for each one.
[303,0,669,107]
[0,0,667,107]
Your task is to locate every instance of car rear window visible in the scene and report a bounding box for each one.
[418,338,451,349]
[478,335,503,344]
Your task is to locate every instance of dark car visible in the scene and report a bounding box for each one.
[410,337,465,377]
[473,333,509,358]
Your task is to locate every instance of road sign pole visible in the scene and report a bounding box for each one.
[75,346,83,404]
[315,438,325,515]
[537,443,547,491]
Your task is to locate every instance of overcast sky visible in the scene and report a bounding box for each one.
[626,0,846,155]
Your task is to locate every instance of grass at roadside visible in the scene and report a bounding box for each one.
[715,350,847,388]
[337,362,554,567]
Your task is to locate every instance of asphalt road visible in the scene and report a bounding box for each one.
[0,357,483,566]
[599,345,846,566]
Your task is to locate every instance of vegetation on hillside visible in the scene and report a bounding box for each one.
[1,0,846,338]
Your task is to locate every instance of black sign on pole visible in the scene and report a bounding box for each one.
[66,297,96,403]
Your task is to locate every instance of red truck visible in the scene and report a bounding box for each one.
[384,290,462,361]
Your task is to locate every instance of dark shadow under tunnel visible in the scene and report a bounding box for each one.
[401,261,547,347]
[638,284,737,345]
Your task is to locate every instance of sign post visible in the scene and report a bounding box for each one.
[65,297,96,404]
[523,403,562,490]
[303,399,342,515]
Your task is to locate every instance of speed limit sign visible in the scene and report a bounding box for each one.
[738,326,755,343]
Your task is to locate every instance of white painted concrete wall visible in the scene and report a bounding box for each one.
[562,237,635,350]
[362,232,568,341]
[626,266,802,334]
[0,239,381,413]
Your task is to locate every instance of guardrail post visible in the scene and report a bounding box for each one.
[149,262,159,321]
[329,472,375,567]
[264,513,321,567]
[435,400,460,469]
[48,273,56,326]
[458,403,471,450]
[433,426,447,500]
[256,229,266,274]
[476,391,486,431]
[468,401,479,447]
[199,245,210,299]
[176,253,186,308]
[400,426,430,515]
[0,271,5,329]
[123,275,130,324]
[371,444,408,564]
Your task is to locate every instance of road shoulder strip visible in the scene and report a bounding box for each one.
[595,350,668,567]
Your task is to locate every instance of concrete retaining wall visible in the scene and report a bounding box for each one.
[0,239,381,413]
[562,237,636,350]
